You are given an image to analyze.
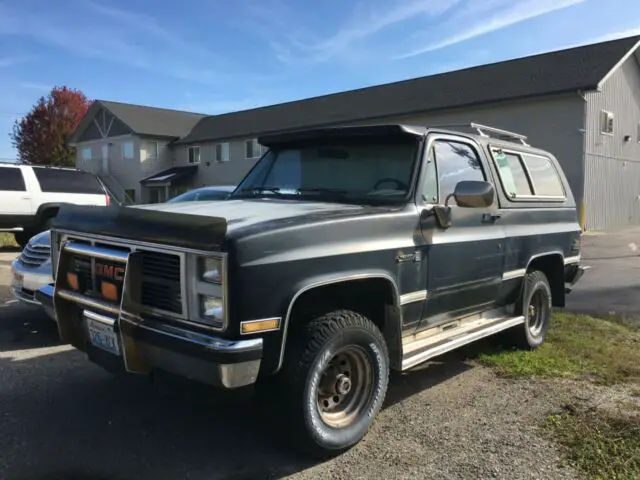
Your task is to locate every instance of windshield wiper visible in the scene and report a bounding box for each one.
[241,186,283,195]
[296,187,348,195]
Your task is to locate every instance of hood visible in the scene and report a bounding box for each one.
[132,198,384,237]
[28,229,51,247]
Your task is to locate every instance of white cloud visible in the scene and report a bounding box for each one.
[520,26,640,57]
[180,95,281,115]
[396,0,589,59]
[247,0,465,65]
[19,82,51,92]
[0,1,229,85]
[0,56,33,68]
[579,27,640,45]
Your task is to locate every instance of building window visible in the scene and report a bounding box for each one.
[122,141,134,160]
[188,146,201,164]
[245,139,264,159]
[215,143,230,162]
[147,141,158,158]
[601,110,614,135]
[81,147,92,162]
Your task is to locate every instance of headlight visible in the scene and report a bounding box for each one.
[199,257,222,284]
[200,295,224,325]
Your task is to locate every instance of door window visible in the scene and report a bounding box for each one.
[433,140,485,203]
[0,168,27,191]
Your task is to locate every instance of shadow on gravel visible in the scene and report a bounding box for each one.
[384,353,474,410]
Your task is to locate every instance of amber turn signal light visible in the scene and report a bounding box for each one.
[240,318,281,335]
[101,281,118,302]
[66,273,79,291]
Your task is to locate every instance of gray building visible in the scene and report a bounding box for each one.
[71,35,640,230]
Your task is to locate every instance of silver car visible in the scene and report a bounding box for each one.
[10,229,54,316]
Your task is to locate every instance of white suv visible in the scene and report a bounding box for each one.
[0,163,110,247]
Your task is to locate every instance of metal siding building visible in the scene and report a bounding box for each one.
[70,36,640,230]
[584,51,640,230]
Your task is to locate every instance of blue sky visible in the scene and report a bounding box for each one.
[0,0,639,159]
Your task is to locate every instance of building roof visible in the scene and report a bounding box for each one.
[139,165,198,185]
[176,35,640,145]
[71,100,207,143]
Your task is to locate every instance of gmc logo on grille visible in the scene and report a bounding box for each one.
[96,263,125,282]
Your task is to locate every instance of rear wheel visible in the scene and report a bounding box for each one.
[508,270,552,349]
[267,309,389,458]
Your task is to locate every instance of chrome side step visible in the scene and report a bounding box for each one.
[401,315,525,371]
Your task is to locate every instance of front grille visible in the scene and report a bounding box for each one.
[19,243,51,268]
[60,235,185,317]
[140,251,182,314]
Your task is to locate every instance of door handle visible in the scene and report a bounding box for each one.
[482,213,501,223]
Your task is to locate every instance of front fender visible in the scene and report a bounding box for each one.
[273,269,401,373]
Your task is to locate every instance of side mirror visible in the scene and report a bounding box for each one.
[446,180,495,208]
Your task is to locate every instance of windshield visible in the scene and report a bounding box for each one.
[231,137,420,204]
[167,189,231,203]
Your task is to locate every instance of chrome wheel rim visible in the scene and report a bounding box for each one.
[316,345,374,429]
[527,290,546,337]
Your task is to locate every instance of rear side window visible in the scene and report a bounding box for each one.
[0,167,26,191]
[434,140,485,203]
[33,168,105,194]
[521,154,565,197]
[492,149,533,198]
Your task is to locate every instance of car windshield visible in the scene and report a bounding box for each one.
[231,137,419,204]
[167,189,231,203]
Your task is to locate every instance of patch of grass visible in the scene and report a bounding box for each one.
[543,405,640,480]
[478,313,640,385]
[0,232,18,248]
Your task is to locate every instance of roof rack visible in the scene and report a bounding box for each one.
[431,122,530,146]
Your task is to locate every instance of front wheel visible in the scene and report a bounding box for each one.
[277,309,390,458]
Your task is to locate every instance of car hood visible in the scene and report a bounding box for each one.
[132,198,384,237]
[28,229,51,247]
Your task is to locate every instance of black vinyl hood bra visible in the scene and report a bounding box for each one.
[51,203,228,251]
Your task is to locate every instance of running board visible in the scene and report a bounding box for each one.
[401,315,525,371]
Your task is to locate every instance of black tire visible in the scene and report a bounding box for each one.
[273,309,390,458]
[508,270,552,349]
[13,231,30,249]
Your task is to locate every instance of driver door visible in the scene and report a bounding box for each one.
[416,136,506,330]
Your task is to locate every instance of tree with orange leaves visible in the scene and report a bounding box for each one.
[10,86,92,166]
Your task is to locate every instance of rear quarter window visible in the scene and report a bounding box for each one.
[0,167,27,191]
[521,154,565,197]
[33,168,105,194]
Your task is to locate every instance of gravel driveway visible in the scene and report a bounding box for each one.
[0,284,586,480]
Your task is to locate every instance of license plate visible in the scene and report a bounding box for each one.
[86,316,120,356]
[12,271,23,289]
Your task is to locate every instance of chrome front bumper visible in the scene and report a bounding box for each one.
[35,284,263,389]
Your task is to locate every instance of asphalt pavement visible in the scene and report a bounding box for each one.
[564,226,640,324]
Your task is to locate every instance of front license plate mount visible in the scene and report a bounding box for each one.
[85,314,121,356]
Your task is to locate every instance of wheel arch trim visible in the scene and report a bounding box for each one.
[276,272,401,372]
